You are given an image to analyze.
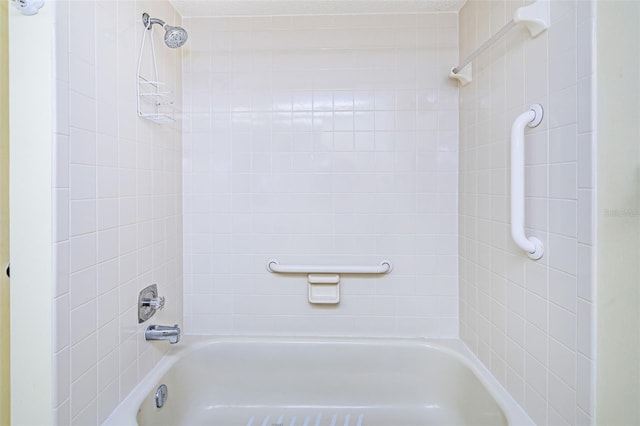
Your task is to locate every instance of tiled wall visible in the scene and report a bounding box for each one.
[52,0,183,423]
[183,13,460,337]
[458,0,595,425]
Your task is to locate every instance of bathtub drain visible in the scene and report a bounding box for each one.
[155,384,168,408]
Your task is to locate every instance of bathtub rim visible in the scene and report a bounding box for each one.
[102,335,534,426]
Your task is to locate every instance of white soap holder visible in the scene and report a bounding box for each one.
[307,274,340,304]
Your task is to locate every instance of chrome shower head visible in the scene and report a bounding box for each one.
[142,13,188,48]
[163,25,188,48]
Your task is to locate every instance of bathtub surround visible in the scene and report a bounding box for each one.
[51,0,183,424]
[7,0,607,424]
[183,13,460,337]
[458,0,595,425]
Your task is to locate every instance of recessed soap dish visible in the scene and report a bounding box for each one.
[307,274,340,304]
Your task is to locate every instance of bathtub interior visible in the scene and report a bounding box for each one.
[136,340,508,426]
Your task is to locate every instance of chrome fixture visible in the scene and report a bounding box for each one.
[11,0,44,15]
[138,284,165,323]
[155,384,168,408]
[145,324,181,344]
[142,13,188,48]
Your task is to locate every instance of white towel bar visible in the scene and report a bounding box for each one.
[449,0,550,86]
[510,104,544,260]
[266,260,392,275]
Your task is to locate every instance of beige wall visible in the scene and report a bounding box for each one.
[596,1,640,424]
[9,3,55,425]
[0,0,10,424]
[458,0,595,424]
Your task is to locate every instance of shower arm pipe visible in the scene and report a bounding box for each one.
[143,13,167,29]
[266,260,392,275]
[510,105,544,260]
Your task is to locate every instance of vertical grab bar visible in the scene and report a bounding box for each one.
[511,104,544,260]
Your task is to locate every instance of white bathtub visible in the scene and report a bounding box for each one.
[103,336,534,426]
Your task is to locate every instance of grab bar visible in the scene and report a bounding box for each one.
[510,104,544,260]
[266,259,392,274]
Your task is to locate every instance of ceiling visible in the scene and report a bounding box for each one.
[170,0,467,17]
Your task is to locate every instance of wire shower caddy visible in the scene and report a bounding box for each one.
[136,23,176,124]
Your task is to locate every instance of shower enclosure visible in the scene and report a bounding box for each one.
[5,0,640,424]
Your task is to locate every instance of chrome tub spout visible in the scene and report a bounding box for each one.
[145,324,181,344]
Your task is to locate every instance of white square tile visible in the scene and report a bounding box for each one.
[549,84,577,129]
[577,243,593,302]
[576,132,593,189]
[97,380,119,425]
[70,400,97,426]
[69,267,96,310]
[549,234,577,276]
[549,303,577,351]
[548,372,577,424]
[69,200,96,237]
[55,295,70,352]
[69,91,96,132]
[577,189,593,245]
[54,348,70,406]
[55,242,70,297]
[549,337,577,389]
[525,322,547,364]
[70,300,97,346]
[549,269,577,313]
[55,135,70,188]
[549,163,577,200]
[68,0,95,65]
[577,299,593,358]
[69,55,96,99]
[525,385,548,426]
[69,165,96,201]
[97,167,119,199]
[70,333,97,382]
[525,354,547,398]
[577,354,593,415]
[69,233,96,273]
[549,124,577,164]
[97,319,119,361]
[525,291,547,330]
[56,189,70,243]
[549,199,577,238]
[97,198,119,231]
[577,77,592,133]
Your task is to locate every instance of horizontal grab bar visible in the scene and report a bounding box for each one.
[266,259,392,275]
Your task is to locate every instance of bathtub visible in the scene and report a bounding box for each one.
[103,336,534,426]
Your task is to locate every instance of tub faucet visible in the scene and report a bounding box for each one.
[145,324,181,344]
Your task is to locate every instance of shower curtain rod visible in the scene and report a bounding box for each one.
[449,0,550,86]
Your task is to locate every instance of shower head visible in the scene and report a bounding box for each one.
[163,25,188,48]
[142,13,188,48]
